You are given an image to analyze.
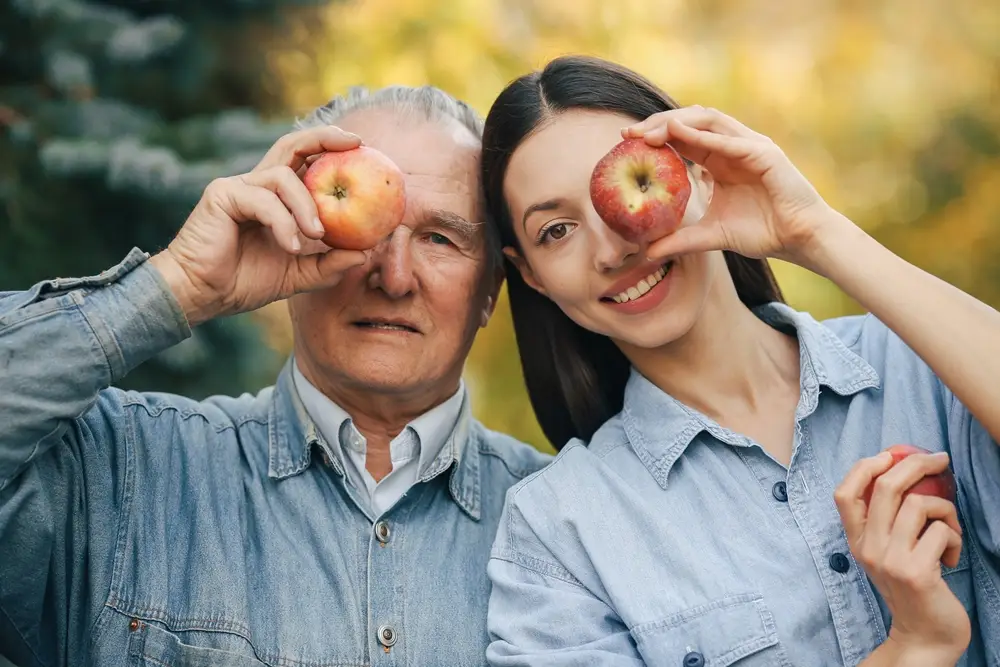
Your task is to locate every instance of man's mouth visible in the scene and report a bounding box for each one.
[352,318,421,333]
[601,261,674,304]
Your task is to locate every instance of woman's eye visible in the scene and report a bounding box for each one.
[539,222,571,244]
[428,232,452,246]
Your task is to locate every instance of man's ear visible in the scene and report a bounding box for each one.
[503,247,546,295]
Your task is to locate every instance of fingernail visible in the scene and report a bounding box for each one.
[312,217,324,234]
[933,451,950,459]
[291,237,301,253]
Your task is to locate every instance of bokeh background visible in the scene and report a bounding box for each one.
[2,0,998,469]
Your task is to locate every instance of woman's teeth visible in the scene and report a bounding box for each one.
[611,263,671,304]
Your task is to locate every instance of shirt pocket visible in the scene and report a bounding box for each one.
[629,593,791,667]
[941,533,975,614]
[127,620,269,667]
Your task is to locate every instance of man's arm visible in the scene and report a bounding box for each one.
[0,249,190,491]
[0,250,192,664]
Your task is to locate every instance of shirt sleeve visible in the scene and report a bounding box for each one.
[486,499,643,667]
[943,388,1000,558]
[0,249,190,666]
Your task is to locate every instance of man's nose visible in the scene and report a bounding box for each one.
[366,226,417,298]
[590,212,641,272]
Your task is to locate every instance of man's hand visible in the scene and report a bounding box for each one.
[150,126,371,326]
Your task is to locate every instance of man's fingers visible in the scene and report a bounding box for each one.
[243,166,326,240]
[255,126,362,174]
[833,451,895,541]
[293,249,370,291]
[226,181,301,254]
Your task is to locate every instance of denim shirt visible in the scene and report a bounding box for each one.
[0,248,551,667]
[486,304,1000,667]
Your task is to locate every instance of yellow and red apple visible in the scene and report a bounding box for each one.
[303,146,406,251]
[589,138,691,244]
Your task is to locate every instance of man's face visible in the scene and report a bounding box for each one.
[289,109,498,405]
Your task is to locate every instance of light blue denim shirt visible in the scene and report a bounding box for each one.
[486,303,1000,667]
[0,248,551,667]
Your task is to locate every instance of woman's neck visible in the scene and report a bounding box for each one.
[618,285,801,437]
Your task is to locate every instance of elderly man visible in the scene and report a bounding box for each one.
[0,85,550,666]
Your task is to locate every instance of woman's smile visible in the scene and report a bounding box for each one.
[600,260,675,315]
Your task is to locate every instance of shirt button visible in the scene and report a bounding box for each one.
[683,651,705,667]
[377,624,397,648]
[772,481,788,502]
[829,552,851,573]
[374,520,391,544]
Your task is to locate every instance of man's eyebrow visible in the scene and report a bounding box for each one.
[426,209,481,245]
[521,199,563,232]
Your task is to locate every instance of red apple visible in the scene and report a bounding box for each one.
[861,444,956,506]
[303,146,406,251]
[589,138,691,244]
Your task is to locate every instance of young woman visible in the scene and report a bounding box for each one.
[479,55,1000,666]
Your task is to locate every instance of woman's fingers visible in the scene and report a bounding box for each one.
[834,451,895,542]
[890,494,963,569]
[646,221,730,261]
[912,520,964,571]
[623,106,755,139]
[866,452,951,539]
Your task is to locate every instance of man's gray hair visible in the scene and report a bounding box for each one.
[296,84,484,140]
[296,85,501,278]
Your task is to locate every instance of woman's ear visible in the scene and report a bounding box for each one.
[689,163,715,204]
[503,247,547,296]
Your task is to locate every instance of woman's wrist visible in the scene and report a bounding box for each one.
[882,632,966,667]
[791,208,871,279]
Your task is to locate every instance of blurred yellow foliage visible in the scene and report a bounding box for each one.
[259,0,999,453]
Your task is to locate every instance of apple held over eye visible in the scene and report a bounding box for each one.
[589,138,692,244]
[861,444,957,506]
[303,146,406,251]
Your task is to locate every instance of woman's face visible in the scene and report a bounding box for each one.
[503,108,723,349]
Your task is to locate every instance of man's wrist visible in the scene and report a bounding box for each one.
[148,250,219,328]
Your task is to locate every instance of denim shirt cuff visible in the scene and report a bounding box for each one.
[71,248,192,381]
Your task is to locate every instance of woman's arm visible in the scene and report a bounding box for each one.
[628,106,1000,444]
[805,213,1000,443]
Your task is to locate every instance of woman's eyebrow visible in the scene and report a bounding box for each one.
[521,199,563,232]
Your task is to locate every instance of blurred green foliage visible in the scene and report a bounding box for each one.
[0,0,336,398]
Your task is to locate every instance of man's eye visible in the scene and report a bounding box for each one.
[428,232,452,246]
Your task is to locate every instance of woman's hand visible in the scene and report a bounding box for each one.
[835,451,971,665]
[622,106,851,270]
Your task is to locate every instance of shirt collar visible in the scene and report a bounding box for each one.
[266,357,481,519]
[622,302,881,489]
[290,361,465,478]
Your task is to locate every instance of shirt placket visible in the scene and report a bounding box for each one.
[786,412,887,665]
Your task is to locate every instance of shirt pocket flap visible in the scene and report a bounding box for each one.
[629,593,785,667]
[128,620,267,667]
